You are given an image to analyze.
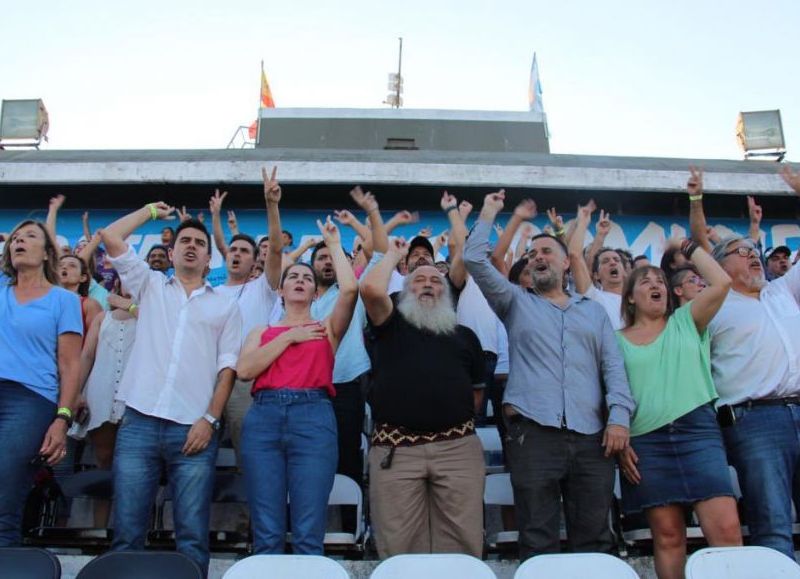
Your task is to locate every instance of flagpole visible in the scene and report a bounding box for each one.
[254,59,264,145]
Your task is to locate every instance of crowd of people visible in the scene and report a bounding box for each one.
[0,164,799,578]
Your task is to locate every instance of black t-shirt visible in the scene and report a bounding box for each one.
[367,300,485,432]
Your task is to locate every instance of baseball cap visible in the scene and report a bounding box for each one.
[408,236,435,260]
[765,245,791,261]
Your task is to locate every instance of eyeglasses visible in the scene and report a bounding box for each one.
[680,275,704,286]
[723,246,756,259]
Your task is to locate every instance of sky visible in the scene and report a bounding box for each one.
[2,0,798,161]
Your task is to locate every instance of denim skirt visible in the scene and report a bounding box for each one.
[621,403,733,514]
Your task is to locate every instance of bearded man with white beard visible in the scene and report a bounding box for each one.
[360,238,486,559]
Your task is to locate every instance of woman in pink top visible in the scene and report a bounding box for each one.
[237,216,357,555]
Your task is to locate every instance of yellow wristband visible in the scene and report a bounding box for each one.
[689,195,703,202]
[147,204,158,220]
[128,303,138,315]
[57,407,73,419]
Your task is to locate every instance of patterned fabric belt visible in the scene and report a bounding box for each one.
[371,419,475,447]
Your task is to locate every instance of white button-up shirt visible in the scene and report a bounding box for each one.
[110,246,242,424]
[709,263,800,406]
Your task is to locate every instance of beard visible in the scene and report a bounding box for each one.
[531,267,561,293]
[396,288,457,335]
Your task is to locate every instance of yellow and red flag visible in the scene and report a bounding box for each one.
[249,64,275,139]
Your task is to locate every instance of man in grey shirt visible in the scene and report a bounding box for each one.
[464,190,635,560]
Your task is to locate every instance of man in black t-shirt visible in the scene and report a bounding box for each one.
[360,238,486,559]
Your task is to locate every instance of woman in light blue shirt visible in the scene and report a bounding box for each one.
[0,220,82,545]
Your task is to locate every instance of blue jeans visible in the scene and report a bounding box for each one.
[111,408,218,574]
[724,403,800,560]
[241,389,338,555]
[0,380,56,546]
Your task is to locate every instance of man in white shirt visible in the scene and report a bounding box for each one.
[709,234,800,560]
[101,205,241,575]
[208,170,284,465]
[567,202,625,329]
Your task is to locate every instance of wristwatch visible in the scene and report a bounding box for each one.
[203,413,221,431]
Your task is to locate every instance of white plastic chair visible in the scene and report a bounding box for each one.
[370,554,496,578]
[223,554,349,579]
[323,474,365,550]
[686,546,800,578]
[514,553,640,578]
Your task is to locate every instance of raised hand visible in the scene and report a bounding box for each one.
[576,199,597,223]
[209,189,228,215]
[440,191,458,212]
[227,210,238,233]
[437,231,449,246]
[747,196,762,224]
[688,166,704,197]
[197,212,205,224]
[546,207,564,231]
[417,226,433,238]
[82,211,90,224]
[177,206,192,222]
[514,198,537,220]
[349,185,378,213]
[49,194,66,211]
[333,209,359,227]
[482,190,506,215]
[596,209,612,236]
[392,210,419,225]
[316,215,341,246]
[458,200,473,220]
[387,237,410,259]
[150,202,176,220]
[493,223,504,237]
[284,322,328,344]
[262,166,281,204]
[781,165,800,195]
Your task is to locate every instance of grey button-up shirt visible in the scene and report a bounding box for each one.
[464,219,635,434]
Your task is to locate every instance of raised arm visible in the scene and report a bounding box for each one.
[102,202,175,258]
[746,196,762,244]
[45,194,66,255]
[209,189,229,258]
[514,222,534,261]
[76,231,103,266]
[334,209,372,255]
[384,210,419,235]
[285,237,319,264]
[81,211,92,245]
[263,167,285,290]
[360,239,409,326]
[463,191,518,318]
[490,198,536,275]
[442,192,468,289]
[318,217,358,346]
[682,241,732,332]
[687,166,712,253]
[350,186,389,253]
[546,207,567,244]
[585,209,611,271]
[567,200,597,294]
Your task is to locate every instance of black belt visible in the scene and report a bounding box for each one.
[732,396,800,410]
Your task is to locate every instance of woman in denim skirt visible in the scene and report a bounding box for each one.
[236,216,357,555]
[617,236,741,579]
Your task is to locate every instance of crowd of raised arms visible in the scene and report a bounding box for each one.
[0,165,799,579]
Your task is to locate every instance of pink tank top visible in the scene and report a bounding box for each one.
[252,325,336,397]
